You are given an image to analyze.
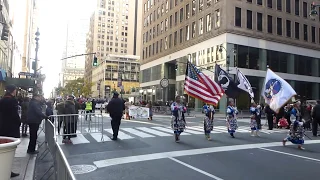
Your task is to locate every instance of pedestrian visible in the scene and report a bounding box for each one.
[204,105,215,141]
[250,102,260,137]
[107,92,125,140]
[26,94,47,154]
[46,101,54,123]
[73,97,81,137]
[265,104,274,130]
[146,101,153,121]
[61,95,77,144]
[283,101,305,150]
[21,97,30,137]
[92,98,96,113]
[85,99,93,121]
[311,100,320,137]
[55,99,65,134]
[226,99,238,138]
[171,95,187,142]
[0,85,20,178]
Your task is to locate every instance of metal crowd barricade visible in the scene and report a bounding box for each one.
[55,141,77,180]
[51,112,105,143]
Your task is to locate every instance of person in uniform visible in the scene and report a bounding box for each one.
[204,105,215,141]
[171,96,187,142]
[85,99,93,121]
[107,92,125,140]
[226,100,238,138]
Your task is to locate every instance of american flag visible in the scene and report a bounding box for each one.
[184,62,224,106]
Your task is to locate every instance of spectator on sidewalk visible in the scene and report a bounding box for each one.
[107,92,125,140]
[46,101,54,123]
[0,85,20,178]
[26,94,47,155]
[312,100,320,137]
[61,95,77,143]
[21,97,30,137]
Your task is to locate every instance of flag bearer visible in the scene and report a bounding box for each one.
[283,101,305,150]
[226,100,238,138]
[171,95,187,142]
[204,105,215,141]
[250,102,260,137]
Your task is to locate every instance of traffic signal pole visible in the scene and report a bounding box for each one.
[60,52,96,60]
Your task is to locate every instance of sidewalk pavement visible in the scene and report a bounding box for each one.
[11,137,37,180]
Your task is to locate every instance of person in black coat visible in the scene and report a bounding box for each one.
[264,105,275,130]
[312,100,320,137]
[107,92,125,140]
[26,94,47,154]
[0,85,20,178]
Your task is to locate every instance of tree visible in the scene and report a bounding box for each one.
[57,78,93,98]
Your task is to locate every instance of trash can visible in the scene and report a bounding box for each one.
[0,136,21,180]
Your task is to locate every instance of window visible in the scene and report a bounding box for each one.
[157,7,160,18]
[160,39,163,52]
[303,24,308,41]
[257,12,262,31]
[169,15,172,28]
[215,9,220,28]
[161,21,164,33]
[303,2,307,18]
[180,8,184,22]
[166,0,169,13]
[257,0,262,5]
[174,12,178,25]
[206,14,212,32]
[311,26,315,43]
[199,18,204,35]
[165,18,168,31]
[267,15,273,33]
[174,31,177,46]
[277,17,282,35]
[185,25,190,40]
[295,0,299,16]
[267,0,272,8]
[295,22,300,39]
[247,10,252,29]
[192,0,196,16]
[199,0,204,12]
[165,36,168,49]
[247,0,252,3]
[192,22,196,38]
[286,20,291,37]
[169,34,172,48]
[235,7,241,27]
[186,4,190,19]
[277,0,282,10]
[286,0,291,13]
[207,0,212,6]
[179,28,183,43]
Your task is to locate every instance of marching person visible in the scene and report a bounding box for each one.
[146,101,153,121]
[283,101,305,150]
[171,95,187,142]
[265,104,275,130]
[26,94,47,154]
[204,105,215,141]
[250,102,260,137]
[226,100,238,138]
[0,85,21,178]
[107,92,125,140]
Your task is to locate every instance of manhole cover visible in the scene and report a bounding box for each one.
[70,164,97,174]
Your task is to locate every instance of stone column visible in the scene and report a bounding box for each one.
[287,54,295,74]
[312,83,319,100]
[258,49,267,71]
[311,58,319,77]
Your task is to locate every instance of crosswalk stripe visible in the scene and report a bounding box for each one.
[136,127,171,136]
[151,127,191,135]
[191,126,224,133]
[184,129,203,134]
[122,128,155,138]
[84,128,111,142]
[72,130,91,144]
[104,129,134,140]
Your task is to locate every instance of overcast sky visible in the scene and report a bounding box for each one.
[38,0,95,98]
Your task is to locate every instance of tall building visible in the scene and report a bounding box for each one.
[61,18,89,87]
[85,0,143,94]
[140,0,320,111]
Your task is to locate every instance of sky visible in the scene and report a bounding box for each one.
[38,0,95,98]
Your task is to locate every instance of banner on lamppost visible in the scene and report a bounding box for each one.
[117,72,122,87]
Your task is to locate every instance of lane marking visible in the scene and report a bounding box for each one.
[169,157,224,180]
[136,127,171,136]
[122,128,155,138]
[104,129,134,140]
[122,119,167,126]
[259,148,320,162]
[72,130,91,144]
[151,127,191,135]
[93,140,320,168]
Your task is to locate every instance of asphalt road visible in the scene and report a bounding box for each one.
[59,114,320,180]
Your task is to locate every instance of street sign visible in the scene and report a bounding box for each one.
[117,72,122,87]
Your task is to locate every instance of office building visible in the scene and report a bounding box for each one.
[140,0,320,111]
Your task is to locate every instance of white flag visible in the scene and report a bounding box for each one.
[236,68,254,98]
[261,69,297,113]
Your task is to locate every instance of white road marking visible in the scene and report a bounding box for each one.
[169,157,224,180]
[185,129,205,134]
[71,130,91,144]
[93,140,320,168]
[136,127,171,136]
[151,126,191,135]
[104,129,134,140]
[259,148,320,162]
[122,128,155,138]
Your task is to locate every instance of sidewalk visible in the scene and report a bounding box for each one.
[11,137,37,180]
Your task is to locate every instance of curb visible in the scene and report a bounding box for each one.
[24,155,37,180]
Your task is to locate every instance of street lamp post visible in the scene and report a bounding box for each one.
[33,28,40,95]
[310,2,320,20]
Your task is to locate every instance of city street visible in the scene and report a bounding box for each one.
[58,115,320,180]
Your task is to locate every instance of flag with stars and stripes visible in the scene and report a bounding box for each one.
[184,61,224,106]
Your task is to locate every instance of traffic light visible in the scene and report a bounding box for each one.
[1,24,9,41]
[93,56,98,66]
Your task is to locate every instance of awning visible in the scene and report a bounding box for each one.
[5,77,35,88]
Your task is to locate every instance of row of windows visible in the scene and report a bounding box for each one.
[247,0,320,21]
[143,10,220,45]
[235,7,320,43]
[96,48,128,57]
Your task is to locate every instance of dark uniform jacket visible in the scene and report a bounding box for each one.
[27,99,47,124]
[0,94,21,138]
[107,97,125,119]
